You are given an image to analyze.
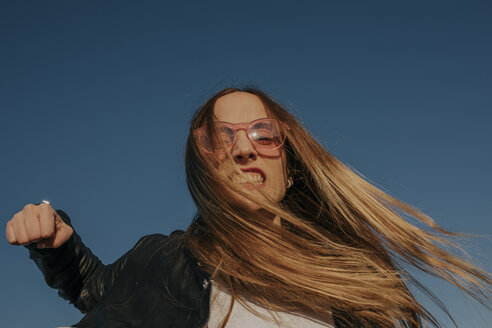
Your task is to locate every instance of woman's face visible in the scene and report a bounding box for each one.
[213,91,288,211]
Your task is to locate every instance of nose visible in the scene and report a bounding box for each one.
[231,130,257,163]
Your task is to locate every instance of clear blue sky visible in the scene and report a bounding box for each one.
[1,1,491,327]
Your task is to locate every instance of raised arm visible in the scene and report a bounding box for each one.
[7,203,116,312]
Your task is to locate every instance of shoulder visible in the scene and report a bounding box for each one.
[131,230,204,284]
[131,230,192,265]
[134,230,186,251]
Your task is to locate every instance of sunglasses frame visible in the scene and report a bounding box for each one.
[194,118,289,154]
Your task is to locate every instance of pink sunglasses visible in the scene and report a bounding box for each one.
[194,118,288,154]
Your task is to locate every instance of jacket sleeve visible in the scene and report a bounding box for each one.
[26,209,152,313]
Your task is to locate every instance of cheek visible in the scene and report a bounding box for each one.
[269,177,286,203]
[266,161,287,203]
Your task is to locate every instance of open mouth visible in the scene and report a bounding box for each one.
[233,167,266,185]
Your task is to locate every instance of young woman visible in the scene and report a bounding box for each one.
[6,87,491,328]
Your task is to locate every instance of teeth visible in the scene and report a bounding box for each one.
[247,172,264,183]
[232,172,264,184]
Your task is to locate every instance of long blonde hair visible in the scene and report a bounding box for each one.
[184,87,491,327]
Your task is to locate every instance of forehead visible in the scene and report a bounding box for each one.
[213,92,268,123]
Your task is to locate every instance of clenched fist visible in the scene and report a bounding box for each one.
[6,203,73,248]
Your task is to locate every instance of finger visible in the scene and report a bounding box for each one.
[52,215,73,248]
[39,216,72,248]
[39,202,56,239]
[6,220,18,245]
[25,206,42,242]
[47,230,70,248]
[12,213,30,245]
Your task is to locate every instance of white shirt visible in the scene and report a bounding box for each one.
[207,280,336,328]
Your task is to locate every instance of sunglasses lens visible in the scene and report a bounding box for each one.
[250,120,285,149]
[197,126,235,153]
[217,126,235,148]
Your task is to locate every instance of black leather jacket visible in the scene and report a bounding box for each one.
[28,210,355,328]
[28,210,211,327]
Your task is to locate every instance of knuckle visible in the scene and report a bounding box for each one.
[39,202,50,209]
[40,213,55,225]
[24,213,36,224]
[13,213,25,225]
